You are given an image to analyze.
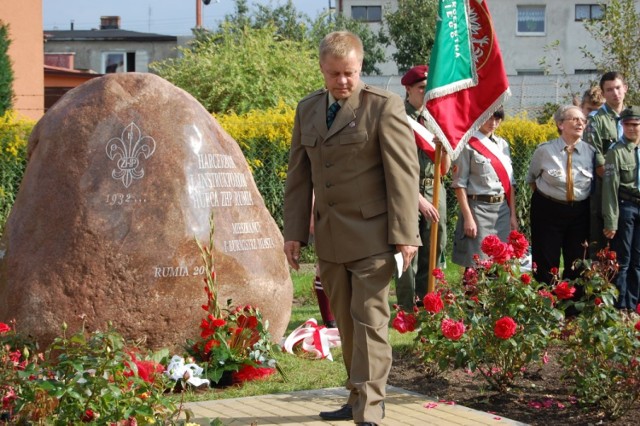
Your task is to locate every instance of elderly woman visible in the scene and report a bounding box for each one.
[527,105,595,288]
[451,108,517,269]
[602,106,640,311]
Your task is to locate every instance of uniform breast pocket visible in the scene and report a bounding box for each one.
[301,134,317,148]
[473,155,493,176]
[620,163,636,184]
[339,130,368,146]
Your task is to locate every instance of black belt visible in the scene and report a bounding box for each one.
[536,190,584,206]
[619,191,640,205]
[468,194,505,204]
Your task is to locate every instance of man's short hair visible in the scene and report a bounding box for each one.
[492,107,505,120]
[319,31,364,63]
[599,71,626,90]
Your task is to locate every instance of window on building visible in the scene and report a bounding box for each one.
[516,69,544,76]
[575,4,605,21]
[351,6,382,22]
[103,52,136,73]
[517,5,545,35]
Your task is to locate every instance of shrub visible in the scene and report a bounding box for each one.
[393,231,561,392]
[0,110,33,235]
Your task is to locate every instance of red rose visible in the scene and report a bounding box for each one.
[441,318,466,340]
[520,273,531,285]
[508,231,529,259]
[595,297,603,306]
[636,303,640,314]
[204,338,221,353]
[550,267,559,276]
[432,268,445,280]
[463,268,478,286]
[392,311,417,334]
[480,235,513,264]
[553,281,576,300]
[81,409,96,422]
[423,293,444,314]
[0,322,10,333]
[635,320,640,333]
[494,316,518,339]
[481,235,502,256]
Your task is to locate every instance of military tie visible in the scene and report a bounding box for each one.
[565,146,574,202]
[327,101,341,129]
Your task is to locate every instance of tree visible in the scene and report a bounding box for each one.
[582,0,640,104]
[309,12,386,75]
[253,0,310,43]
[0,22,14,115]
[381,0,438,73]
[150,24,322,114]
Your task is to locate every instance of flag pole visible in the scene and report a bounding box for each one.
[427,142,442,294]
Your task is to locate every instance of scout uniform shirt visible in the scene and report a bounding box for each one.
[602,136,640,230]
[587,104,622,168]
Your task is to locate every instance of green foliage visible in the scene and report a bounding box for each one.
[559,248,640,420]
[1,322,181,424]
[253,0,310,42]
[151,24,322,115]
[0,22,14,115]
[393,232,561,392]
[0,111,34,236]
[308,12,386,76]
[380,0,438,73]
[582,0,640,104]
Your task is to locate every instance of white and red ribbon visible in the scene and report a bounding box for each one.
[282,319,341,361]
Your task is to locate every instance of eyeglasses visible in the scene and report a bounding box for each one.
[563,117,587,124]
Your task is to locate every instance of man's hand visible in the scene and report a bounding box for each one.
[463,216,478,239]
[418,195,439,222]
[284,240,302,270]
[603,228,616,239]
[396,244,418,272]
[596,165,606,178]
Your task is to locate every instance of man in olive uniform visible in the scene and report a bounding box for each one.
[283,31,420,426]
[602,106,640,311]
[395,65,450,309]
[586,71,628,256]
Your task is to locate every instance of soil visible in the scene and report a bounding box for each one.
[387,344,639,425]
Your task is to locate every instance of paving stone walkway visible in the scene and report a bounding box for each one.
[183,386,529,425]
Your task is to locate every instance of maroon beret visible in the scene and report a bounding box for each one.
[401,65,429,86]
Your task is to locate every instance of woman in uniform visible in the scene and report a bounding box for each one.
[451,108,517,269]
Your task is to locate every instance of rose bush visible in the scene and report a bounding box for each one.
[559,247,640,420]
[393,231,562,392]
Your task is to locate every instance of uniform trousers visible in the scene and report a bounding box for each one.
[531,190,589,287]
[318,251,394,425]
[589,177,607,257]
[612,200,640,310]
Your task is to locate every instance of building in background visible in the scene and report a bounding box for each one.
[43,16,178,75]
[0,0,44,120]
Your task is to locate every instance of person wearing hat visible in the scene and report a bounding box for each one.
[602,105,640,311]
[395,65,450,309]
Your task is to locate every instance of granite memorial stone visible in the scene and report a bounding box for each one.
[0,73,292,349]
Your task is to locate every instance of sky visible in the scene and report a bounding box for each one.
[42,0,329,36]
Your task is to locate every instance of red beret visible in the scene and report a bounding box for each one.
[401,65,429,86]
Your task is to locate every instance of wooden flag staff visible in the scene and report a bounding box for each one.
[427,142,443,294]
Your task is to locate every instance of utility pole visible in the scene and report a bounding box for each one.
[196,0,203,28]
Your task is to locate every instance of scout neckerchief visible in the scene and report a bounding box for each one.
[407,113,436,162]
[468,133,513,208]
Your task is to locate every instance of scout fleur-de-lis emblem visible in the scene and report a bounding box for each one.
[106,122,156,188]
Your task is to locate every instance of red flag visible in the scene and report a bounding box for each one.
[424,0,511,159]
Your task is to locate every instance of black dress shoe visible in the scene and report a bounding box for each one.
[356,423,377,426]
[319,404,352,420]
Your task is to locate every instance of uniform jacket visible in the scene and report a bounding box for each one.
[587,104,621,168]
[602,137,640,230]
[283,82,420,263]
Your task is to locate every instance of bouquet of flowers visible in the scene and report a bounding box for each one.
[186,217,280,385]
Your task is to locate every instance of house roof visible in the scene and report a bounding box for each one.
[44,65,100,78]
[44,29,177,42]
